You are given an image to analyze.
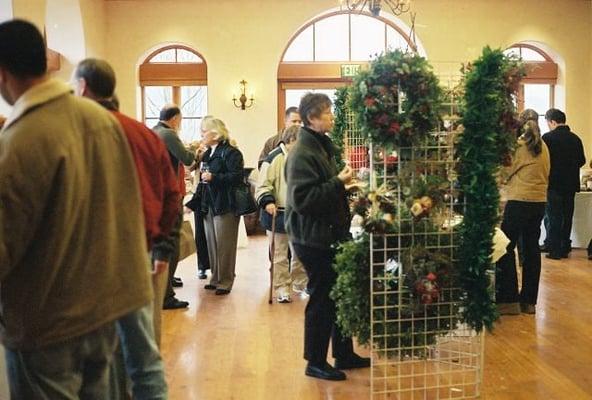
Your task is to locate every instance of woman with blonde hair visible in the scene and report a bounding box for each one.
[192,116,244,295]
[496,113,550,315]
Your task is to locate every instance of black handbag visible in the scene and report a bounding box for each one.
[234,180,258,216]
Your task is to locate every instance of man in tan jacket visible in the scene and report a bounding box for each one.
[0,20,152,398]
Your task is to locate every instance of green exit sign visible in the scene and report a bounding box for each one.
[341,64,361,77]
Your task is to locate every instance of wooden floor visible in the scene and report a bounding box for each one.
[162,235,592,400]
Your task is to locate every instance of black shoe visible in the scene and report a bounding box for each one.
[215,288,231,295]
[305,362,346,381]
[163,298,189,310]
[545,253,562,260]
[198,270,207,279]
[539,244,549,253]
[204,284,217,290]
[172,277,183,287]
[334,353,371,370]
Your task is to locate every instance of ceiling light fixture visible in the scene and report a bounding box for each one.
[343,0,411,16]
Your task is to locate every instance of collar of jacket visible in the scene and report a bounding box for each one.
[300,126,335,159]
[2,78,71,131]
[156,121,173,130]
[552,125,571,134]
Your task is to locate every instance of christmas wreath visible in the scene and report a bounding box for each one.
[457,47,525,332]
[349,50,442,148]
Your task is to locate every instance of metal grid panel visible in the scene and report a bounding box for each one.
[343,107,369,175]
[369,77,483,400]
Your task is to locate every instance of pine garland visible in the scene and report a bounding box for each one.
[331,86,349,171]
[457,47,525,331]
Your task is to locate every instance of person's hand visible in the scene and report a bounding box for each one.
[152,260,169,275]
[337,165,354,184]
[201,171,213,182]
[265,203,277,216]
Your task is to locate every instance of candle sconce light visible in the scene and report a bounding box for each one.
[232,80,254,110]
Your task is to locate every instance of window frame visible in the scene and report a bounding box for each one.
[139,45,208,127]
[507,44,558,112]
[277,10,416,129]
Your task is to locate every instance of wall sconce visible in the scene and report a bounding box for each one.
[232,80,254,110]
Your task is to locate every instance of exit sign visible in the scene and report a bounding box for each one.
[341,64,362,77]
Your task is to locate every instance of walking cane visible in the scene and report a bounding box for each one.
[268,212,276,304]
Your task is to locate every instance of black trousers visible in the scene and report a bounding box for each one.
[292,243,354,365]
[496,201,545,305]
[544,189,575,257]
[165,212,183,302]
[194,212,210,271]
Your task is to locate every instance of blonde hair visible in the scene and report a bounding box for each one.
[522,119,542,157]
[201,116,230,142]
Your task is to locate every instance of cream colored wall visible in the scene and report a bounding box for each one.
[38,0,569,167]
[79,0,106,58]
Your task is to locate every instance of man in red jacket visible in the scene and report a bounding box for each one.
[73,58,181,398]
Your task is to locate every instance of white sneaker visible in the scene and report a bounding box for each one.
[277,293,292,303]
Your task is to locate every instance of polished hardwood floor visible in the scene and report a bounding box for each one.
[162,235,592,400]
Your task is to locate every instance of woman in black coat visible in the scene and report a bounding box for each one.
[194,116,244,295]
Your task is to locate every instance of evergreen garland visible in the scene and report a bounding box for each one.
[457,47,525,331]
[331,86,349,171]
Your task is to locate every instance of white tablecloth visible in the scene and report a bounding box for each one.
[540,191,592,248]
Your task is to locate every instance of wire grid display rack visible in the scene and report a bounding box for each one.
[343,107,368,175]
[369,81,483,400]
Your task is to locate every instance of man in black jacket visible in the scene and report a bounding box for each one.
[285,93,369,381]
[541,108,586,259]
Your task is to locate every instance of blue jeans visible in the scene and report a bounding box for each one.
[115,303,167,399]
[544,189,575,256]
[5,322,118,400]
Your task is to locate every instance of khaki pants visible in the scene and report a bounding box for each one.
[204,210,240,291]
[268,231,307,296]
[152,263,169,347]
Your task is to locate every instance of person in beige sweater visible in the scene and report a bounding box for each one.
[0,20,152,398]
[256,125,307,303]
[496,116,550,316]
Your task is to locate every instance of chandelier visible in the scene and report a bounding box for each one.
[343,0,411,16]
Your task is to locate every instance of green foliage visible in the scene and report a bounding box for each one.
[331,234,371,345]
[331,86,349,171]
[457,47,525,332]
[349,50,442,148]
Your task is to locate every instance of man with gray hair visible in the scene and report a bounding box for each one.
[73,57,180,398]
[153,105,198,309]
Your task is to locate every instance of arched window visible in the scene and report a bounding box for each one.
[504,43,558,126]
[139,45,207,142]
[277,10,418,128]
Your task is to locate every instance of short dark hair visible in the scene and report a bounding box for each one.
[75,58,116,98]
[0,19,47,78]
[545,108,566,124]
[299,93,332,127]
[159,105,181,121]
[285,106,298,119]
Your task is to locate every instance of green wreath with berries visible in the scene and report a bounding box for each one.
[349,50,442,148]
